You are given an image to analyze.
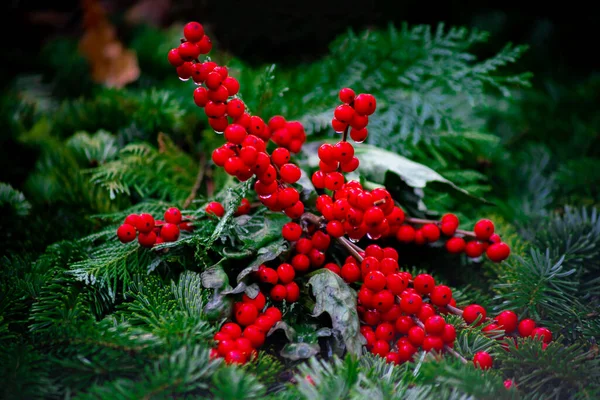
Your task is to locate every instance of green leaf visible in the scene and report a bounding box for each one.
[203,289,232,322]
[201,265,229,289]
[236,239,289,283]
[280,342,320,361]
[268,321,297,342]
[231,212,289,251]
[307,269,364,355]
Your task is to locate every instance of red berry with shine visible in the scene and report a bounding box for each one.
[430,285,453,307]
[117,224,136,243]
[364,270,387,292]
[282,222,302,241]
[413,274,435,294]
[277,263,296,284]
[341,263,361,283]
[495,310,518,333]
[463,304,487,325]
[206,201,225,218]
[235,303,259,326]
[339,87,356,103]
[184,22,205,42]
[371,340,390,357]
[446,237,466,253]
[242,291,266,311]
[486,242,510,262]
[270,284,287,301]
[353,93,377,115]
[136,213,155,234]
[465,241,485,258]
[400,292,423,314]
[532,327,552,343]
[473,351,493,370]
[425,315,446,336]
[285,282,300,302]
[161,223,180,242]
[280,163,301,184]
[474,219,495,241]
[221,323,242,339]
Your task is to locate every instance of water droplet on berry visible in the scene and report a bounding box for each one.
[349,237,359,243]
[178,77,190,82]
[367,232,382,240]
[354,138,365,143]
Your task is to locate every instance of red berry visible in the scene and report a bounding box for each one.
[397,342,416,362]
[177,41,200,61]
[339,87,355,103]
[425,315,446,336]
[364,271,387,292]
[446,237,466,253]
[285,282,300,302]
[249,116,266,137]
[350,113,369,130]
[386,273,408,295]
[341,263,361,283]
[385,352,401,365]
[331,118,348,133]
[167,48,184,67]
[394,316,413,335]
[473,351,493,370]
[138,231,157,248]
[418,304,436,323]
[441,324,456,343]
[161,223,180,242]
[209,116,229,133]
[463,304,487,325]
[184,22,205,42]
[242,292,266,311]
[197,35,213,54]
[486,242,510,262]
[422,223,441,242]
[373,290,395,312]
[371,340,390,357]
[413,274,435,294]
[379,258,398,276]
[490,233,502,243]
[360,256,380,276]
[311,231,331,251]
[136,213,155,234]
[333,141,355,163]
[270,284,287,301]
[235,337,255,357]
[194,86,209,107]
[280,163,301,184]
[117,224,137,243]
[277,263,296,284]
[258,267,278,285]
[334,104,355,123]
[324,262,341,275]
[223,76,239,96]
[504,379,514,389]
[494,310,518,333]
[254,315,275,332]
[358,287,375,308]
[295,238,312,254]
[243,325,265,348]
[474,219,495,241]
[365,244,384,260]
[271,147,290,167]
[206,201,225,218]
[340,157,359,172]
[264,307,282,322]
[282,222,302,241]
[226,98,245,118]
[236,303,258,326]
[465,241,485,258]
[531,327,552,343]
[326,220,344,238]
[217,339,237,356]
[308,248,325,267]
[176,62,195,79]
[396,224,416,243]
[353,93,377,115]
[375,322,395,341]
[364,207,385,228]
[325,172,344,191]
[221,322,242,339]
[205,101,226,118]
[208,85,229,102]
[400,292,423,314]
[422,335,444,352]
[349,127,368,143]
[430,285,453,307]
[235,198,251,216]
[408,326,425,346]
[292,254,311,272]
[224,124,247,144]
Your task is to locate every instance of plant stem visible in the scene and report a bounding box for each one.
[446,304,463,315]
[336,236,364,263]
[444,345,468,364]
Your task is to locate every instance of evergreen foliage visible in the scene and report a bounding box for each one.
[0,16,598,400]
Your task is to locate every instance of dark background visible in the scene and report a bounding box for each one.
[1,0,598,85]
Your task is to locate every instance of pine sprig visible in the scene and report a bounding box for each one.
[499,338,600,399]
[0,182,31,216]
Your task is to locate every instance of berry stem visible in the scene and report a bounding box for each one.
[446,304,464,315]
[300,212,326,228]
[404,217,477,238]
[336,236,365,263]
[444,345,468,364]
[341,124,350,143]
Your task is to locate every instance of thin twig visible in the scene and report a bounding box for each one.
[336,236,364,263]
[183,153,207,209]
[444,345,468,364]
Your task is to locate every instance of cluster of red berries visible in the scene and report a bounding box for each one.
[169,21,308,219]
[396,215,511,262]
[210,292,283,365]
[312,88,376,190]
[460,305,553,348]
[116,207,193,247]
[163,21,524,372]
